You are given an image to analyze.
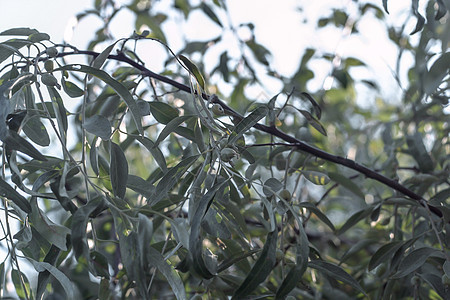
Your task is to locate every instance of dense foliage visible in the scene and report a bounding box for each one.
[0,0,448,299]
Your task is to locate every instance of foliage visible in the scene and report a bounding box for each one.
[0,0,448,299]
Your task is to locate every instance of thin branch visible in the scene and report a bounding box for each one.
[55,50,443,219]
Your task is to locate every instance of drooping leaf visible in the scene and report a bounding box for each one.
[154,115,193,146]
[22,114,50,146]
[11,269,32,300]
[298,202,335,231]
[91,42,117,73]
[150,155,199,205]
[29,259,74,299]
[410,0,425,34]
[110,142,128,199]
[0,177,31,213]
[200,2,222,27]
[300,92,322,119]
[3,130,47,161]
[83,115,112,140]
[298,109,327,136]
[309,260,366,296]
[368,239,418,271]
[62,78,84,98]
[392,247,438,278]
[127,175,155,199]
[178,54,205,90]
[232,229,278,299]
[228,105,268,145]
[47,87,68,138]
[59,64,143,134]
[136,136,167,172]
[29,197,71,251]
[337,207,373,235]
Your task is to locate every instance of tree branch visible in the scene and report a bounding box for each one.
[56,50,443,219]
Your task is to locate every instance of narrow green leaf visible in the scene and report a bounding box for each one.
[4,130,47,161]
[83,115,112,140]
[59,64,143,134]
[340,239,375,264]
[309,260,366,296]
[72,197,104,261]
[0,39,31,63]
[298,202,335,231]
[0,262,4,292]
[146,246,186,300]
[228,105,268,145]
[410,0,425,34]
[368,241,404,271]
[0,177,31,213]
[12,269,32,300]
[148,101,179,124]
[190,180,229,279]
[62,78,84,98]
[47,87,68,138]
[0,27,40,36]
[232,229,278,299]
[89,140,99,176]
[382,0,389,13]
[22,114,50,146]
[276,225,309,299]
[91,42,117,72]
[392,247,438,278]
[30,197,70,250]
[200,3,222,27]
[29,259,74,300]
[154,115,193,146]
[178,54,205,90]
[300,92,321,119]
[263,177,283,197]
[423,52,450,94]
[136,136,167,172]
[328,172,365,199]
[127,175,155,199]
[150,155,199,205]
[298,109,327,136]
[300,170,330,185]
[36,245,61,299]
[110,142,128,199]
[337,207,373,235]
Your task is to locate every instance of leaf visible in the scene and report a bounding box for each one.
[150,155,199,205]
[12,269,32,300]
[28,32,50,43]
[423,52,450,94]
[178,54,205,90]
[22,114,50,146]
[340,239,375,264]
[91,42,117,73]
[300,92,321,119]
[146,246,186,300]
[228,105,268,145]
[368,241,404,271]
[392,247,438,278]
[418,273,447,299]
[59,64,143,134]
[189,180,228,279]
[136,136,167,172]
[382,0,389,14]
[263,177,283,197]
[4,130,47,161]
[276,224,309,299]
[62,78,84,98]
[200,2,222,27]
[47,87,68,138]
[337,207,373,235]
[0,27,40,36]
[71,196,104,261]
[127,175,155,199]
[410,0,425,34]
[406,132,434,173]
[328,172,365,199]
[309,260,366,296]
[435,0,447,20]
[300,170,330,185]
[83,115,112,140]
[110,142,128,199]
[29,259,74,299]
[0,177,31,213]
[232,229,278,299]
[148,101,179,124]
[29,197,71,250]
[0,39,31,63]
[298,202,335,231]
[154,115,193,146]
[298,109,327,136]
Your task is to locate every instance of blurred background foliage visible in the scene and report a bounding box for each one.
[0,0,448,299]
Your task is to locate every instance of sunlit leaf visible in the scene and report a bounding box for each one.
[300,170,330,185]
[62,78,84,98]
[178,54,205,90]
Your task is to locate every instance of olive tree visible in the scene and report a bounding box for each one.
[0,0,448,299]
